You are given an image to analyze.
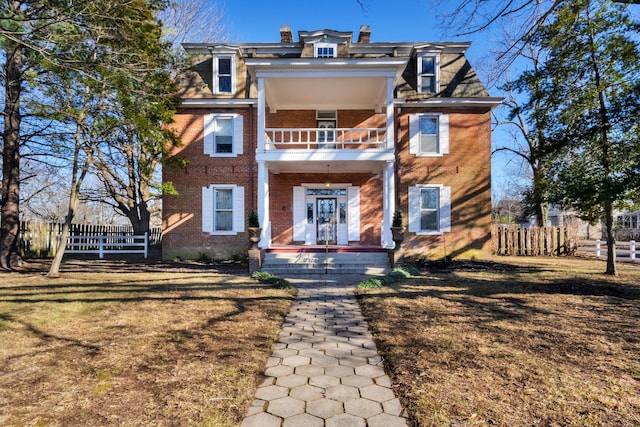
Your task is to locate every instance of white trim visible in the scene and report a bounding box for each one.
[396,97,504,108]
[382,161,395,248]
[348,186,361,241]
[292,187,306,242]
[257,161,269,248]
[180,99,257,108]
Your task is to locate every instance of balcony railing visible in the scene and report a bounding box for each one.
[265,127,386,150]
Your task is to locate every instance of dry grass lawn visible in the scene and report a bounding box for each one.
[357,256,640,427]
[0,260,294,427]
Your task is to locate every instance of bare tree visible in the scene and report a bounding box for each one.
[161,0,228,49]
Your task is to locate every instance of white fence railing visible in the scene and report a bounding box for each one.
[265,127,386,150]
[591,240,637,260]
[65,233,148,259]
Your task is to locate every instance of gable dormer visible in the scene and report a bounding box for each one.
[298,29,353,58]
[209,45,241,96]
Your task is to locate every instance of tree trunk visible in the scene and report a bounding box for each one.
[123,203,151,236]
[47,204,76,278]
[48,127,91,277]
[604,200,617,276]
[0,37,22,269]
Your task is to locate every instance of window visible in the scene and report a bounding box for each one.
[419,116,438,153]
[204,114,244,157]
[213,55,234,94]
[315,43,337,58]
[419,188,439,231]
[409,113,449,156]
[202,185,245,235]
[408,185,451,234]
[212,117,232,153]
[417,53,439,93]
[214,189,232,231]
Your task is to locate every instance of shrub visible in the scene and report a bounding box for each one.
[357,266,418,289]
[251,271,294,289]
[248,210,260,228]
[392,210,403,228]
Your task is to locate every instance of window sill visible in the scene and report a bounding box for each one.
[416,230,443,236]
[414,153,444,158]
[207,153,238,158]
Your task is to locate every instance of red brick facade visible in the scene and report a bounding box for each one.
[163,27,501,261]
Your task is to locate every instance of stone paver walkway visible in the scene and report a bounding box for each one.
[241,275,408,427]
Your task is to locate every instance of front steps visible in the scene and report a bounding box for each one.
[261,248,390,275]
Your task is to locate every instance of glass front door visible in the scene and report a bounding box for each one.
[317,198,337,244]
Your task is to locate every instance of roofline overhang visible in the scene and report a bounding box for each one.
[245,57,410,81]
[396,97,504,109]
[181,41,472,57]
[179,99,258,108]
[178,97,505,109]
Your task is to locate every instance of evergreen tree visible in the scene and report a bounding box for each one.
[528,0,639,275]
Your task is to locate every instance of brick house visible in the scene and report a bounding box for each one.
[162,25,502,262]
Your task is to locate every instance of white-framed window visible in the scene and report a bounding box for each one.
[417,53,439,93]
[315,42,337,58]
[203,113,244,157]
[213,55,234,94]
[409,113,449,156]
[202,184,245,235]
[408,185,451,235]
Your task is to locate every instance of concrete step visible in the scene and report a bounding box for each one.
[261,251,390,275]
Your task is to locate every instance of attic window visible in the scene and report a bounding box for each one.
[212,54,235,94]
[315,42,336,58]
[417,53,440,93]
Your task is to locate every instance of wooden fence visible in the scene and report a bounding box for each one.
[18,221,162,258]
[492,225,576,256]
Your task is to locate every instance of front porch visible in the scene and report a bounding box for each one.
[256,168,396,250]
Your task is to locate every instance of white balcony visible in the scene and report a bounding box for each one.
[264,127,386,150]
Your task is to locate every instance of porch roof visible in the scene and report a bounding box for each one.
[245,57,408,112]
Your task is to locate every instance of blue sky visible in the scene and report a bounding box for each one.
[218,0,516,201]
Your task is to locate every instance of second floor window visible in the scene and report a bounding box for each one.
[204,113,244,157]
[409,113,449,157]
[212,117,233,153]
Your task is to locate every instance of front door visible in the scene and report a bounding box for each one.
[317,198,337,244]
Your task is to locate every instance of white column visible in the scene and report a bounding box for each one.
[386,76,395,150]
[257,76,266,151]
[382,160,395,248]
[257,161,270,248]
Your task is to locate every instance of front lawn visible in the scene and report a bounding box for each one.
[357,256,640,426]
[0,260,294,427]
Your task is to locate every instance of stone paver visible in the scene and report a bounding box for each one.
[240,274,408,427]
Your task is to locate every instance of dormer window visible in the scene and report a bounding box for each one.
[315,42,337,58]
[213,54,235,94]
[417,53,440,93]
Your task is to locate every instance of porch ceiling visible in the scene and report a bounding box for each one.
[264,76,387,111]
[267,159,383,174]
